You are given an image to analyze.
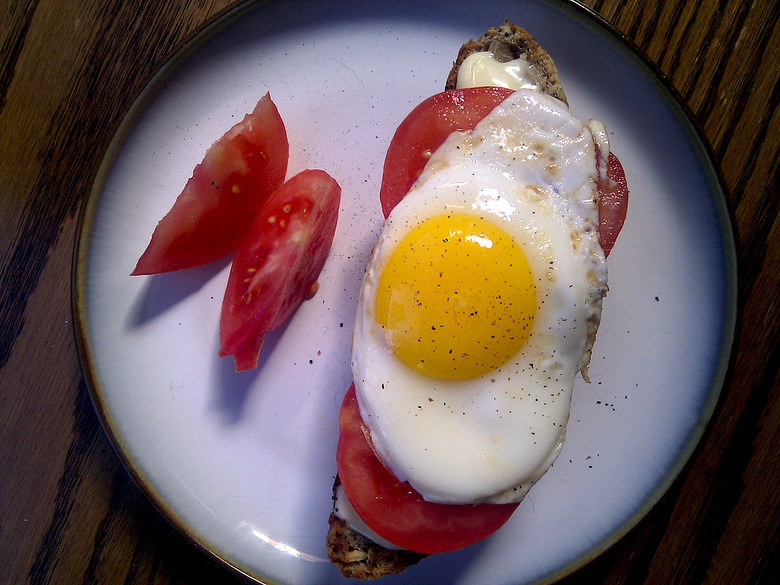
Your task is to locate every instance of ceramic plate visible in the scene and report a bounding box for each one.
[74,0,738,583]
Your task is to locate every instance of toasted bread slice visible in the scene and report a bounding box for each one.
[326,514,427,579]
[326,477,426,579]
[445,21,567,105]
[328,23,567,580]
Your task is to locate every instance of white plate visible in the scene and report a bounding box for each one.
[73,1,738,583]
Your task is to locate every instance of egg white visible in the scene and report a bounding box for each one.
[351,90,607,505]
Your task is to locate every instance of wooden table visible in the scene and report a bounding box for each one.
[1,0,777,583]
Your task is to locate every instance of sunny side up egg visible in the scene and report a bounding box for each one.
[351,89,608,505]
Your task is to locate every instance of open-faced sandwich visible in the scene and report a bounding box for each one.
[327,22,629,579]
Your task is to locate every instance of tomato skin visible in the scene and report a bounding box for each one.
[219,169,341,371]
[132,93,289,275]
[337,384,519,554]
[379,87,514,217]
[598,152,629,257]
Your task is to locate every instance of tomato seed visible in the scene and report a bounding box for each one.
[304,281,320,300]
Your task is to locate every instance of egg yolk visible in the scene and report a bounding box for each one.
[375,214,536,380]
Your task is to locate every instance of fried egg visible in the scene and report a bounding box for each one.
[351,89,607,505]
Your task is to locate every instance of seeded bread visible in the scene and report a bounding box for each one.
[327,23,566,580]
[445,21,568,105]
[326,477,426,579]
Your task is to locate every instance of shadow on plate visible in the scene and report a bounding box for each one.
[125,255,232,327]
[208,319,291,426]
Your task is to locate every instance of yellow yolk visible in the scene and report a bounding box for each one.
[375,214,536,380]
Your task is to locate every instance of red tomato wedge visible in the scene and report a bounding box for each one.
[379,87,514,217]
[132,93,289,275]
[219,170,341,371]
[337,384,519,554]
[379,88,629,257]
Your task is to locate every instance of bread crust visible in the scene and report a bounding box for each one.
[326,477,426,579]
[445,21,568,105]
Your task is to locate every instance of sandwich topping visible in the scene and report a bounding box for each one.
[456,51,544,92]
[351,88,607,507]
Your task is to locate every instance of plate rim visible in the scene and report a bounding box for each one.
[71,0,740,583]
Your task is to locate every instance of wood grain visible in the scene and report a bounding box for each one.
[1,0,777,584]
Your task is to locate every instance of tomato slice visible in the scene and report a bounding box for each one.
[219,170,341,371]
[379,88,629,256]
[379,87,514,217]
[132,93,289,275]
[598,152,629,257]
[337,384,519,554]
